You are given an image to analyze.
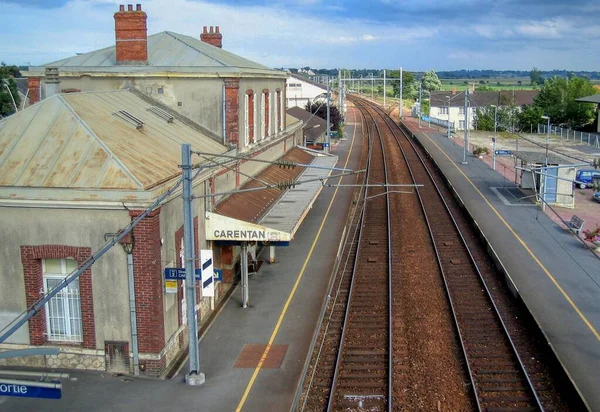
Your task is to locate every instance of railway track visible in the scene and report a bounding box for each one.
[299,98,581,411]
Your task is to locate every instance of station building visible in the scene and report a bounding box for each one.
[0,4,333,378]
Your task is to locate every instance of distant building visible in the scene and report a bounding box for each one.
[428,90,539,131]
[286,74,327,109]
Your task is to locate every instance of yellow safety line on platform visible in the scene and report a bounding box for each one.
[235,108,360,411]
[421,131,600,343]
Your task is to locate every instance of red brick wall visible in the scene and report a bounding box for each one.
[225,78,240,147]
[129,209,164,353]
[27,77,40,104]
[114,4,148,64]
[200,26,223,48]
[20,245,95,348]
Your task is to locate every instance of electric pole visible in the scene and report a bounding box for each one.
[399,67,403,119]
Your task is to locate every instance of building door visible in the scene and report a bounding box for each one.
[542,166,558,205]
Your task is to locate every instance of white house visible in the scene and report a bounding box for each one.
[286,74,327,109]
[428,90,539,131]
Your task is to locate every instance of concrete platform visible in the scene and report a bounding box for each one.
[0,108,364,412]
[402,117,600,411]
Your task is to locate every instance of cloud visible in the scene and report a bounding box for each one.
[0,0,599,70]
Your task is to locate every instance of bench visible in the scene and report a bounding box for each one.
[567,215,585,236]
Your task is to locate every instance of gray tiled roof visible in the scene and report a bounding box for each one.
[287,107,328,141]
[575,94,600,104]
[29,31,285,77]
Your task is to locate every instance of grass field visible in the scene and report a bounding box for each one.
[440,77,535,91]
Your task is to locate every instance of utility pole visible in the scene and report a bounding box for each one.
[371,73,374,101]
[326,80,331,154]
[182,144,205,386]
[461,89,469,164]
[338,68,342,109]
[447,96,451,140]
[399,67,403,119]
[383,69,386,107]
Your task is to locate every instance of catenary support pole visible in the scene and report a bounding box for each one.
[399,67,403,119]
[418,81,422,128]
[241,242,249,307]
[462,89,469,164]
[383,69,386,108]
[182,143,204,386]
[326,80,331,154]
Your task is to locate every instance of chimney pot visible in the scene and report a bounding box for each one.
[200,24,223,48]
[119,4,125,11]
[115,3,148,64]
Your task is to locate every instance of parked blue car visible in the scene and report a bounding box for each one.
[575,169,600,189]
[593,191,600,203]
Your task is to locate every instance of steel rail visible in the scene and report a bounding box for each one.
[362,97,544,411]
[327,100,393,411]
[326,107,373,411]
[361,101,394,412]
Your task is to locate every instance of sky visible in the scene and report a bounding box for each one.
[1,0,599,71]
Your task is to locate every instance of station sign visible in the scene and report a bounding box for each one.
[494,149,512,156]
[322,142,330,148]
[205,212,291,243]
[164,267,201,280]
[0,381,62,399]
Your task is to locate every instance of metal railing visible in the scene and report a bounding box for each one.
[537,124,600,148]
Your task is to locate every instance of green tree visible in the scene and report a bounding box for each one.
[0,62,21,117]
[530,67,544,86]
[517,104,543,132]
[388,70,417,99]
[421,70,442,93]
[305,101,344,131]
[475,85,494,91]
[474,107,496,131]
[532,75,597,128]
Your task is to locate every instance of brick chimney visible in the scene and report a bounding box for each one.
[201,26,223,48]
[114,4,148,65]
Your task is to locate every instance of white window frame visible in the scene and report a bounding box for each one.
[244,94,249,147]
[260,93,266,141]
[253,94,257,142]
[459,107,465,115]
[279,91,284,132]
[269,92,273,136]
[459,120,466,129]
[43,258,82,342]
[440,106,448,115]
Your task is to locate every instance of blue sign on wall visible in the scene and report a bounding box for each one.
[0,382,62,399]
[213,268,223,281]
[164,268,201,280]
[494,149,512,156]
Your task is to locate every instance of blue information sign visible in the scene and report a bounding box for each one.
[164,267,201,280]
[494,149,512,156]
[213,268,223,281]
[322,142,330,148]
[0,382,62,399]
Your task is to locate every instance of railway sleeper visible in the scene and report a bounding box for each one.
[337,381,387,388]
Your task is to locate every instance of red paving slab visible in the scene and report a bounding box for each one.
[402,116,600,252]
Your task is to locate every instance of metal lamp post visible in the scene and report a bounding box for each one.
[540,115,550,211]
[447,96,451,140]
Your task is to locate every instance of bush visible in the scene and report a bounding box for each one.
[473,146,489,156]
